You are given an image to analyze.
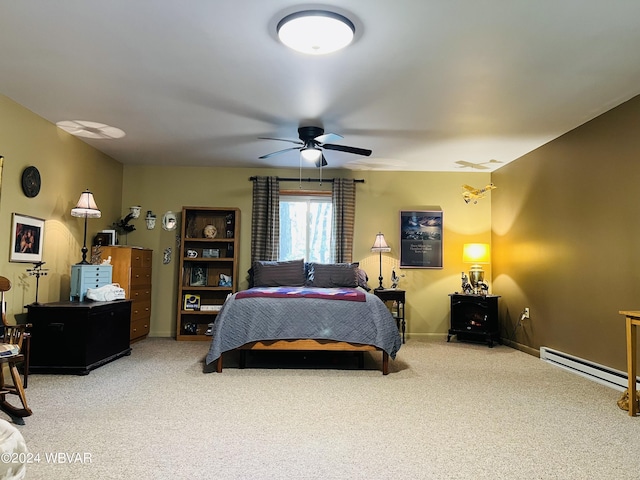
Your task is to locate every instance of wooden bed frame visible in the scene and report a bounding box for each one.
[215,339,390,375]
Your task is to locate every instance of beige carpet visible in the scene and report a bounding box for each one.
[14,338,640,479]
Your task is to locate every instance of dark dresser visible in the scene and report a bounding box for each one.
[26,300,132,375]
[447,294,501,347]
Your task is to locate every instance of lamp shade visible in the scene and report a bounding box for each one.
[462,243,490,264]
[277,10,355,55]
[371,233,391,253]
[70,190,101,219]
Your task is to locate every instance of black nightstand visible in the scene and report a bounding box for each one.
[373,289,406,343]
[448,293,501,347]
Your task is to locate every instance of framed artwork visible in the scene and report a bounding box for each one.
[190,265,208,286]
[399,210,443,269]
[10,213,45,262]
[93,232,112,247]
[100,229,117,245]
[202,248,220,258]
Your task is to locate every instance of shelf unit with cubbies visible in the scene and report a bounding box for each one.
[176,206,240,341]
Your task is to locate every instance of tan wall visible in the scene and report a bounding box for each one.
[0,95,123,319]
[121,166,492,338]
[492,94,640,371]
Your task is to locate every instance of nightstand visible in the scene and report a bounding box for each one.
[448,293,501,347]
[373,289,406,343]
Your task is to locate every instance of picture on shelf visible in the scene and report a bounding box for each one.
[190,265,208,286]
[202,248,219,258]
[183,294,201,311]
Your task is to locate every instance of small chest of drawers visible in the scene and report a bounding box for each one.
[70,264,113,302]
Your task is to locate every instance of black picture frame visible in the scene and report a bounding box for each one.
[399,210,443,269]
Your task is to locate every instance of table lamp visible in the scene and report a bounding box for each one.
[71,189,101,264]
[371,232,391,290]
[462,243,490,294]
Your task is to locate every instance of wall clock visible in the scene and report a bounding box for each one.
[21,166,41,198]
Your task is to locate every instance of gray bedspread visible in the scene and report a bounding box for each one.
[204,288,401,368]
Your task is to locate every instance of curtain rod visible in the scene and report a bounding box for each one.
[249,176,364,183]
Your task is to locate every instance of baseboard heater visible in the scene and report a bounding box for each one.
[540,346,639,392]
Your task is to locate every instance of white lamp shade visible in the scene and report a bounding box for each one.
[371,232,391,252]
[277,10,355,55]
[300,147,322,163]
[70,190,101,219]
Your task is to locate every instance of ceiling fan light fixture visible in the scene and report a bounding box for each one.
[277,10,355,55]
[300,146,322,163]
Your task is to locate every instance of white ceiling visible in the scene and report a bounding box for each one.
[2,1,640,172]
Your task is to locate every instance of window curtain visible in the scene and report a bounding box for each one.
[332,178,356,263]
[251,176,280,263]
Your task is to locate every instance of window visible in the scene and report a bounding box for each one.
[279,194,333,263]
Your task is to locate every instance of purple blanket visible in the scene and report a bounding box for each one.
[235,286,366,302]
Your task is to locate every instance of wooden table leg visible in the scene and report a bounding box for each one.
[626,316,637,416]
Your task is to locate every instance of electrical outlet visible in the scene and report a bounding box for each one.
[524,307,530,319]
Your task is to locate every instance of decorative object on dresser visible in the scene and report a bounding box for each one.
[70,264,112,302]
[390,268,404,289]
[370,232,391,290]
[26,261,48,305]
[10,213,44,263]
[70,189,101,264]
[447,293,501,347]
[177,207,240,340]
[26,300,132,375]
[373,288,406,344]
[100,246,153,343]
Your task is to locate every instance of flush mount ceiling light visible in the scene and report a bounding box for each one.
[56,120,126,139]
[277,10,355,55]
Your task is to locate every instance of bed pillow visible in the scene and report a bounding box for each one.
[356,267,371,291]
[307,262,359,288]
[252,259,306,287]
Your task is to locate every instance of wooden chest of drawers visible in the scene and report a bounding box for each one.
[101,246,152,342]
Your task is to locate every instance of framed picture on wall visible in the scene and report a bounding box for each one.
[10,213,45,262]
[399,210,443,268]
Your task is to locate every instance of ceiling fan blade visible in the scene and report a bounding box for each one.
[314,154,328,168]
[259,147,301,159]
[258,137,303,146]
[315,133,343,144]
[323,143,372,157]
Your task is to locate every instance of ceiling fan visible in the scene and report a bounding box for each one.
[259,126,372,167]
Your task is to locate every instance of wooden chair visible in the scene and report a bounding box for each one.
[0,277,32,424]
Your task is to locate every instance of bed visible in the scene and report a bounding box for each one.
[204,260,402,375]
